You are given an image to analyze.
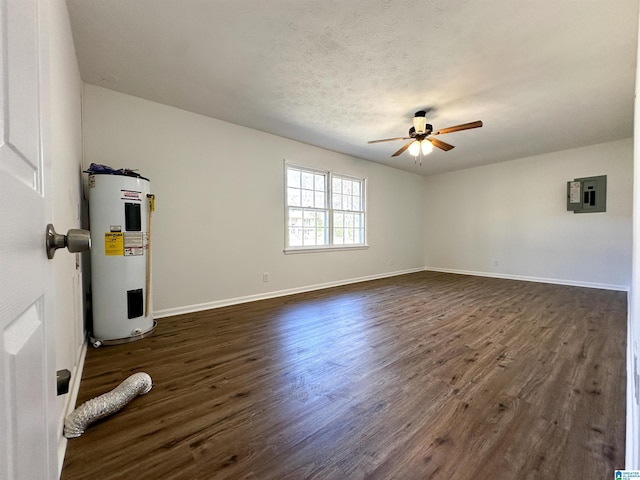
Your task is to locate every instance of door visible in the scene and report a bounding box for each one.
[0,0,57,479]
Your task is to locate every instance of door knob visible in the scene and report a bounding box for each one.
[46,224,91,259]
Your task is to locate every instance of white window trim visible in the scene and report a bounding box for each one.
[284,162,368,253]
[284,244,369,254]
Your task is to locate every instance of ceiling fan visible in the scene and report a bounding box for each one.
[368,111,483,159]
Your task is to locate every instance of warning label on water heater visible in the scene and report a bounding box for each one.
[124,232,144,256]
[104,232,124,256]
[121,189,142,201]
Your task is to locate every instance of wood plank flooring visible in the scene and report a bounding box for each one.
[61,271,627,479]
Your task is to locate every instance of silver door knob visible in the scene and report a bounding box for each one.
[46,224,91,259]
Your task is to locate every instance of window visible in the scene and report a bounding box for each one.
[286,164,366,251]
[331,176,365,245]
[286,167,329,247]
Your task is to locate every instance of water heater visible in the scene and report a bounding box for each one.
[88,172,156,347]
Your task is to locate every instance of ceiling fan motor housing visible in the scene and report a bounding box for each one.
[409,125,433,137]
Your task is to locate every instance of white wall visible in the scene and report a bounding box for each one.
[423,138,633,290]
[81,85,426,315]
[49,0,85,472]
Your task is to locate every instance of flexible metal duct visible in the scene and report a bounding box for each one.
[64,372,152,438]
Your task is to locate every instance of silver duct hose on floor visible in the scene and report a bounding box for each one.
[64,372,153,438]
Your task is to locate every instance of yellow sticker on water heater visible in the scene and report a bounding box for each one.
[104,232,124,256]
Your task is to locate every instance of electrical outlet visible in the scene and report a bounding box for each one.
[263,272,269,283]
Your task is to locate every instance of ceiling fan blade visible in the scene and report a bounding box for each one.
[391,141,414,157]
[368,137,411,144]
[428,137,455,151]
[432,120,483,135]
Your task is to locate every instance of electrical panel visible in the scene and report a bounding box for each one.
[567,175,606,213]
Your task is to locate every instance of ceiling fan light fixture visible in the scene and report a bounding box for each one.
[408,140,421,156]
[421,140,433,155]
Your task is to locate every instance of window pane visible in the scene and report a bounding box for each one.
[287,187,300,207]
[334,212,343,227]
[302,172,314,190]
[353,181,360,196]
[315,174,325,191]
[345,213,353,227]
[332,193,342,209]
[344,181,352,195]
[287,169,301,188]
[344,228,353,244]
[315,192,325,208]
[334,227,343,244]
[343,195,352,211]
[303,210,316,224]
[289,227,302,246]
[334,177,343,193]
[317,211,328,228]
[302,189,314,207]
[288,208,302,227]
[317,227,328,245]
[352,197,360,211]
[303,228,315,245]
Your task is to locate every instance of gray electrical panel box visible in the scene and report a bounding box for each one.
[567,175,606,213]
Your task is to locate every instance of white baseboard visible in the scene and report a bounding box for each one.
[424,266,629,292]
[57,339,88,478]
[154,267,425,319]
[155,266,629,319]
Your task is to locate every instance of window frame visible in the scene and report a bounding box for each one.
[284,163,368,254]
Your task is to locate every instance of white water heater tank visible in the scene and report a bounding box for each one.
[88,172,156,346]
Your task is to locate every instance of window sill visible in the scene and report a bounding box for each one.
[284,245,369,255]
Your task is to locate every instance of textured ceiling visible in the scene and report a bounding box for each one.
[65,0,638,176]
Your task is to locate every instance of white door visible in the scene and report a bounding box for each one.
[0,0,57,479]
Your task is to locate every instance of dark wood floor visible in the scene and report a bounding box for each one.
[61,271,627,479]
